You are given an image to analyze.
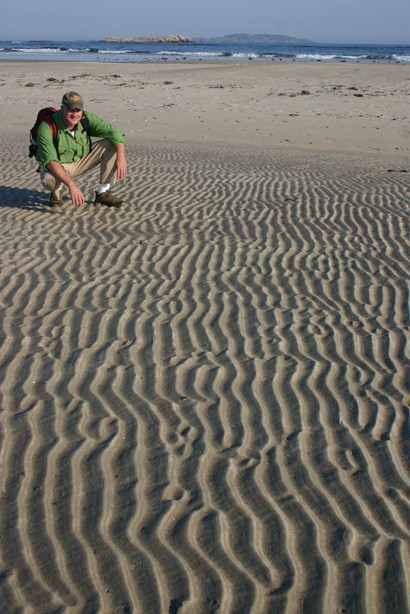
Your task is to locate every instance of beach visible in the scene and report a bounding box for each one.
[0,61,409,613]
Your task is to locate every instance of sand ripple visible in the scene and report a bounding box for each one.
[0,137,409,613]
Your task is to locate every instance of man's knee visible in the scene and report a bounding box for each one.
[100,140,117,160]
[40,171,57,191]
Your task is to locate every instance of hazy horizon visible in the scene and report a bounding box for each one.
[2,0,409,45]
[2,34,410,46]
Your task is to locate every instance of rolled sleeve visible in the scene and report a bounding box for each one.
[85,111,125,144]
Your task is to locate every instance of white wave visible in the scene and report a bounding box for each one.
[93,50,130,54]
[232,52,259,57]
[157,51,222,56]
[296,53,338,60]
[18,48,65,53]
[157,50,260,59]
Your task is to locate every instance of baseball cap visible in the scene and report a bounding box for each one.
[62,91,84,110]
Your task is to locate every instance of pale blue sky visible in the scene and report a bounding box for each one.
[2,0,409,44]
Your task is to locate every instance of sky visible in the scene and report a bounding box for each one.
[2,0,409,44]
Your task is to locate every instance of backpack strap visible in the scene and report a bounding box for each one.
[80,113,92,151]
[80,113,90,132]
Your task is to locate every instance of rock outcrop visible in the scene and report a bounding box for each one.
[100,35,195,43]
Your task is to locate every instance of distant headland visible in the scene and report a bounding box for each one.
[100,33,314,44]
[196,33,314,44]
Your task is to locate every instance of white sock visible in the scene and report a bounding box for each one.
[52,186,63,198]
[97,183,110,195]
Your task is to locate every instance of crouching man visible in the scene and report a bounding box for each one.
[36,91,127,208]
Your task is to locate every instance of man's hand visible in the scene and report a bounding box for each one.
[68,183,85,207]
[115,143,127,180]
[115,156,127,180]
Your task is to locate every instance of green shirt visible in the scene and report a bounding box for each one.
[36,110,125,171]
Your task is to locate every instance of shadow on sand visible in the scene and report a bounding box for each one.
[0,185,52,211]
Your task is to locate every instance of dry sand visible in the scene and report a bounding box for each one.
[1,60,409,155]
[0,61,410,613]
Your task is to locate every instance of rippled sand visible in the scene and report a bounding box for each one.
[0,137,410,613]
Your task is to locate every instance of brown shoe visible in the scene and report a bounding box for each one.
[49,189,64,207]
[94,190,124,208]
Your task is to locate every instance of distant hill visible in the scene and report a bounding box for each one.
[196,33,314,44]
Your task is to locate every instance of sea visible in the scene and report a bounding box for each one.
[1,40,409,63]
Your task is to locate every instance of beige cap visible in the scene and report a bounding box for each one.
[62,91,84,110]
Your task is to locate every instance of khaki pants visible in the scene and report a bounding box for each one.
[40,139,117,199]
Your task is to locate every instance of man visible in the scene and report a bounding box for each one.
[36,91,127,208]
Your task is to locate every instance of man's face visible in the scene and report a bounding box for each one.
[61,105,82,127]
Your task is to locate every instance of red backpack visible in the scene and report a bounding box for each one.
[29,107,58,158]
[29,107,91,158]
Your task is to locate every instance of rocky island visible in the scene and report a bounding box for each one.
[100,35,195,43]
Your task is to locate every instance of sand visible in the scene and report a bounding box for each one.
[0,61,409,613]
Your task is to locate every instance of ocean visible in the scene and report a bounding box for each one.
[1,40,409,63]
